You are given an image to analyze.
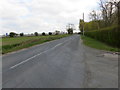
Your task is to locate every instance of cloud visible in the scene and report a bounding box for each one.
[0,0,99,35]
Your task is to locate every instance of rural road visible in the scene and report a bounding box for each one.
[2,35,118,88]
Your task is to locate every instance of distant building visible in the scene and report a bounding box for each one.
[55,30,60,35]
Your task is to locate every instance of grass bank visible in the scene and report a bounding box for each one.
[81,35,119,52]
[1,34,70,54]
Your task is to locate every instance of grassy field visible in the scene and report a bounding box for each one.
[81,35,119,52]
[1,34,70,54]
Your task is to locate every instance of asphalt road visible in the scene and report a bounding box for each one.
[2,35,118,88]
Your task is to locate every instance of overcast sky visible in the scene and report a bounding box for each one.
[0,0,99,35]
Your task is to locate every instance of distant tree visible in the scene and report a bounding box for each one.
[9,32,17,37]
[49,32,52,35]
[67,28,73,34]
[66,24,74,34]
[79,19,84,33]
[42,32,46,36]
[34,32,39,36]
[20,33,24,36]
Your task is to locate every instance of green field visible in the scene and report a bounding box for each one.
[81,35,119,52]
[1,34,70,54]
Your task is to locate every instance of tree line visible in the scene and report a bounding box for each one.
[8,32,59,37]
[79,0,120,48]
[6,23,76,37]
[79,0,120,32]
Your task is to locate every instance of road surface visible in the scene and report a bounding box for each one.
[2,35,118,88]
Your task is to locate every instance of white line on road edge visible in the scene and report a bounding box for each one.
[10,42,64,69]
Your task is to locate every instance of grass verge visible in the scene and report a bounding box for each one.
[1,34,70,54]
[81,35,119,52]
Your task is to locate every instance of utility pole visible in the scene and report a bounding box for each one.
[83,13,84,36]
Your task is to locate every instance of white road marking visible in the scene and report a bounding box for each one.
[10,36,74,69]
[10,42,63,69]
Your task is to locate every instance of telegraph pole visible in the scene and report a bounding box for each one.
[83,13,84,36]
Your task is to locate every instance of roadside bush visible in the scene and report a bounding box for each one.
[85,25,120,48]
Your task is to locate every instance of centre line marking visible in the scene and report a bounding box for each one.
[10,43,63,69]
[10,36,73,70]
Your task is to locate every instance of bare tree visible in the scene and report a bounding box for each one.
[99,0,119,25]
[89,10,97,21]
[112,0,120,25]
[89,10,101,30]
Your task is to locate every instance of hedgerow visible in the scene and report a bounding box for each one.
[85,25,120,48]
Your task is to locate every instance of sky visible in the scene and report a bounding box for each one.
[0,0,99,35]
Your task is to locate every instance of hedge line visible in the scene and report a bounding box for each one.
[85,25,120,48]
